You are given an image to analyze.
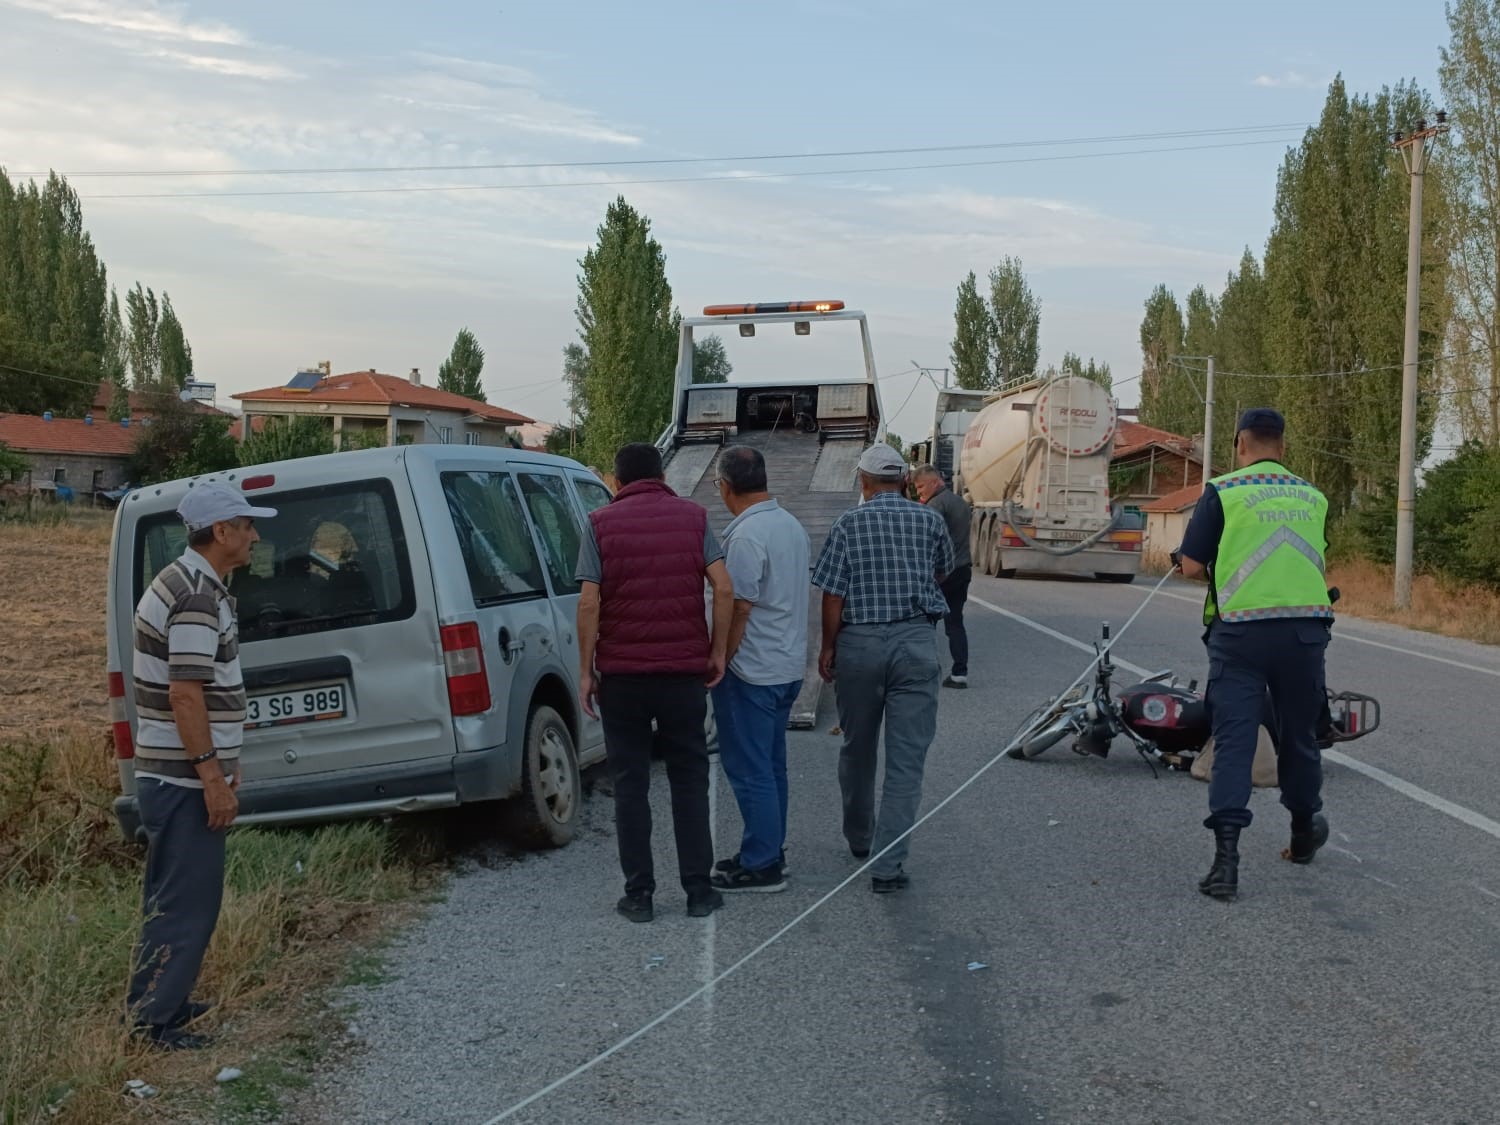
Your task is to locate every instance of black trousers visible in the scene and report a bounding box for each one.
[598,673,713,898]
[940,565,972,676]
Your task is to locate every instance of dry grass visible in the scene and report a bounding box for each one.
[0,727,437,1124]
[1326,558,1500,646]
[0,516,442,1122]
[0,514,115,738]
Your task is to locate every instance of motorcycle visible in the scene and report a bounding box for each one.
[1005,599,1381,773]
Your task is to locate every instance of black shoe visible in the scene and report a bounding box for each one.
[169,1000,214,1029]
[132,1023,212,1051]
[711,863,787,894]
[871,871,910,894]
[686,890,724,917]
[1198,824,1241,901]
[1287,813,1329,865]
[616,894,654,923]
[715,849,789,876]
[942,674,969,689]
[850,846,871,861]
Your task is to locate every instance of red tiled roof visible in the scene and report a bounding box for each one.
[233,371,534,426]
[90,380,225,419]
[1140,482,1204,513]
[227,415,267,441]
[0,413,139,456]
[1114,420,1198,461]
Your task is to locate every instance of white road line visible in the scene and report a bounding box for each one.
[970,595,1500,845]
[1322,749,1500,841]
[704,770,718,1018]
[1093,581,1500,679]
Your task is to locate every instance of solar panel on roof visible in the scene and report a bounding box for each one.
[285,370,321,391]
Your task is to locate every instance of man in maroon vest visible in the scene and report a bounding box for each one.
[576,442,734,922]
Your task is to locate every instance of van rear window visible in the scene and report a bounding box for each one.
[134,479,416,643]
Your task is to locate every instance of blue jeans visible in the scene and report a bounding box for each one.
[710,671,802,871]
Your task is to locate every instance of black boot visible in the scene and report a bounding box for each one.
[1286,812,1329,865]
[1198,824,1240,901]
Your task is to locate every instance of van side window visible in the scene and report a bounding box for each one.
[571,475,612,515]
[133,479,416,644]
[442,472,547,606]
[517,472,582,596]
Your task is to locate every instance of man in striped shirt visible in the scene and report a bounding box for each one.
[126,482,275,1050]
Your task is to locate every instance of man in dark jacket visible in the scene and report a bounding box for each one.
[576,443,734,922]
[914,464,972,688]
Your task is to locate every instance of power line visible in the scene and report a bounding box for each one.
[25,123,1309,181]
[78,137,1303,202]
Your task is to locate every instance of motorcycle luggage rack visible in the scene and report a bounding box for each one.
[1324,691,1380,743]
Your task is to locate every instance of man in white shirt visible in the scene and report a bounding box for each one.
[709,446,811,894]
[125,482,275,1049]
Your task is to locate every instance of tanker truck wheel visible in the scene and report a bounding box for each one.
[975,521,995,576]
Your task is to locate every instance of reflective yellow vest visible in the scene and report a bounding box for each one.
[1202,461,1332,626]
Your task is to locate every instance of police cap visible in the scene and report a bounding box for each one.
[1235,407,1285,438]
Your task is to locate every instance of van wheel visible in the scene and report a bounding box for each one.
[512,706,580,848]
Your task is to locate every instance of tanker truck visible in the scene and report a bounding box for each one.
[948,375,1143,582]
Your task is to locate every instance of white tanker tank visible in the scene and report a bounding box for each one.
[953,375,1143,582]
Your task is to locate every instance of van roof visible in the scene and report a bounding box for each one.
[115,444,598,516]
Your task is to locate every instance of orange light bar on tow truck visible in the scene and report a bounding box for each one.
[702,300,844,316]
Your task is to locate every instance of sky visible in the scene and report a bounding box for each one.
[0,0,1455,442]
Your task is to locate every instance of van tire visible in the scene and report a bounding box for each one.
[511,705,580,848]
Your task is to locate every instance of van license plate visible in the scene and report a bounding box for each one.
[246,684,347,729]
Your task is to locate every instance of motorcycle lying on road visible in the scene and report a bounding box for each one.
[1005,591,1381,774]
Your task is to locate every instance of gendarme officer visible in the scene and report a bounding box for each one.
[1175,408,1332,902]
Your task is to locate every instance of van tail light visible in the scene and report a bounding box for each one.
[441,622,492,716]
[108,672,134,759]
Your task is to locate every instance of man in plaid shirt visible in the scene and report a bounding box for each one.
[812,442,953,893]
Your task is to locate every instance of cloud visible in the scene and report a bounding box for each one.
[148,48,298,81]
[3,0,247,45]
[1252,71,1326,90]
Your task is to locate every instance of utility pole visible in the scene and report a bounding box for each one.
[1392,111,1448,610]
[1177,354,1216,485]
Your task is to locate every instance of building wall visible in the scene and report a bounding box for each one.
[15,451,130,495]
[1143,509,1190,573]
[1114,450,1201,505]
[239,402,515,448]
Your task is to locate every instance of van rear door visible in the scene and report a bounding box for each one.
[129,473,455,782]
[420,463,558,753]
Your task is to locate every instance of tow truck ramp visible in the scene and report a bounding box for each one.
[658,302,884,728]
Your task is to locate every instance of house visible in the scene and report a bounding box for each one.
[1139,482,1204,573]
[232,368,533,448]
[1111,420,1210,507]
[0,411,139,498]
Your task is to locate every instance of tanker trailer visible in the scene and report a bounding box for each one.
[956,375,1143,582]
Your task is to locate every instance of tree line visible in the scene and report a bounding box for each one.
[1130,1,1500,588]
[0,169,193,419]
[949,258,1110,392]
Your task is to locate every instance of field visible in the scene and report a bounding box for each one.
[0,516,436,1124]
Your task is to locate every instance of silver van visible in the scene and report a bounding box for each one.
[106,444,618,847]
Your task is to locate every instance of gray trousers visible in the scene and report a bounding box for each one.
[833,620,941,879]
[126,778,226,1028]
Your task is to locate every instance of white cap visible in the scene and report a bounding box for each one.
[857,443,907,479]
[177,482,277,532]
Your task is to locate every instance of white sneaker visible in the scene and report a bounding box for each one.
[943,674,968,689]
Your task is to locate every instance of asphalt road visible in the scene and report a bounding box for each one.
[305,574,1500,1125]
